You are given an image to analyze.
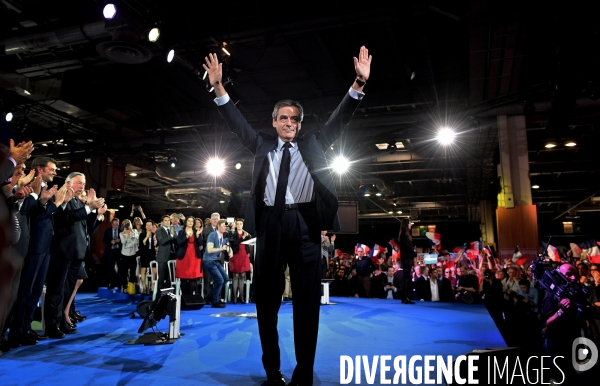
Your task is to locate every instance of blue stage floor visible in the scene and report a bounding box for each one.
[0,294,505,385]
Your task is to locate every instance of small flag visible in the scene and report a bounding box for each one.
[512,245,527,266]
[335,249,343,258]
[542,243,560,262]
[426,232,442,250]
[580,239,600,264]
[388,239,400,261]
[466,241,480,261]
[370,243,381,257]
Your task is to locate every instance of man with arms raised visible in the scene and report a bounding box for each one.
[204,46,371,385]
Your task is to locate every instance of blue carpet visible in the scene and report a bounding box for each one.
[0,294,505,385]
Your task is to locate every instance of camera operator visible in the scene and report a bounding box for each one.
[541,263,594,381]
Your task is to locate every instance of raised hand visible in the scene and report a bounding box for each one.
[88,197,105,210]
[30,175,42,195]
[40,184,58,205]
[98,203,107,215]
[9,139,34,164]
[12,185,33,201]
[202,53,225,96]
[54,184,68,206]
[18,170,35,188]
[86,188,97,204]
[64,187,74,205]
[353,46,372,83]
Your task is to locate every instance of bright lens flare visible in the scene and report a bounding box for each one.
[206,158,225,176]
[103,4,117,19]
[436,128,456,145]
[331,156,350,174]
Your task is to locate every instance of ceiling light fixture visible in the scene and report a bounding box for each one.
[148,27,160,42]
[565,141,577,147]
[222,46,231,56]
[168,155,177,168]
[166,48,175,63]
[129,172,137,177]
[331,156,350,174]
[532,185,540,189]
[5,112,13,122]
[375,143,388,150]
[103,3,117,19]
[436,127,456,145]
[235,162,241,170]
[544,142,557,148]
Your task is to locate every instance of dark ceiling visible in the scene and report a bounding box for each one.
[2,0,600,229]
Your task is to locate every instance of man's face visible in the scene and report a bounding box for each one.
[387,267,395,277]
[444,268,451,277]
[111,220,119,229]
[321,230,327,236]
[577,264,588,277]
[460,267,468,276]
[422,267,429,277]
[171,215,180,225]
[273,105,301,142]
[560,264,579,283]
[519,284,529,293]
[508,268,517,278]
[210,216,218,227]
[236,220,243,230]
[436,267,443,277]
[162,217,171,228]
[496,270,505,280]
[218,222,227,233]
[430,269,438,280]
[70,175,86,196]
[356,248,364,258]
[38,162,57,183]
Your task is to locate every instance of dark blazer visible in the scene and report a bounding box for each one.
[1,157,15,183]
[155,226,175,262]
[137,230,156,259]
[52,198,99,260]
[217,93,361,236]
[102,226,122,254]
[418,277,455,302]
[379,275,402,299]
[29,198,58,255]
[399,231,416,262]
[12,194,39,257]
[175,229,203,259]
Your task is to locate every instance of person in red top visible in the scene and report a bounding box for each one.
[175,216,203,295]
[229,219,252,304]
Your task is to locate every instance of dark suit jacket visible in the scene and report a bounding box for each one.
[13,194,40,258]
[175,229,203,260]
[29,197,58,255]
[1,157,15,184]
[155,226,175,262]
[102,226,122,255]
[217,93,361,236]
[52,199,99,260]
[419,277,455,302]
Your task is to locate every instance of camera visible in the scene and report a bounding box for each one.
[223,229,236,241]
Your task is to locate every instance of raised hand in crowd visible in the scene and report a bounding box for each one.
[54,184,68,207]
[29,175,42,195]
[11,185,33,201]
[39,184,58,205]
[17,169,35,188]
[9,139,34,164]
[63,184,74,205]
[86,187,97,204]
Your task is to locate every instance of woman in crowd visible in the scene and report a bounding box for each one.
[138,219,156,294]
[228,218,251,304]
[120,219,139,293]
[175,216,203,295]
[399,218,416,304]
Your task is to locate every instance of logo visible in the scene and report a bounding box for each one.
[572,337,598,372]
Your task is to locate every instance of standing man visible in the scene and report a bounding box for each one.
[202,212,220,301]
[320,231,336,278]
[204,219,232,308]
[102,218,121,289]
[204,46,371,386]
[44,173,105,338]
[155,215,176,290]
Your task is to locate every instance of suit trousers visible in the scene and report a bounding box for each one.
[157,261,171,290]
[104,248,120,288]
[400,259,413,300]
[44,254,82,329]
[254,207,321,385]
[9,250,51,336]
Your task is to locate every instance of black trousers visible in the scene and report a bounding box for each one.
[44,254,82,330]
[400,259,413,300]
[156,261,171,290]
[255,207,321,385]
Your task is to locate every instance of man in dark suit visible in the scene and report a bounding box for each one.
[7,157,59,346]
[43,172,105,338]
[204,46,371,386]
[155,214,176,290]
[102,218,122,289]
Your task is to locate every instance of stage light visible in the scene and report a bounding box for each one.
[206,157,225,176]
[219,200,225,204]
[331,156,350,174]
[364,193,370,197]
[375,143,388,150]
[565,141,577,147]
[388,211,393,214]
[130,172,137,177]
[169,155,177,168]
[166,48,175,63]
[148,27,160,42]
[436,127,456,145]
[532,185,540,189]
[119,204,124,208]
[375,192,382,197]
[5,112,13,122]
[397,210,402,214]
[544,142,557,148]
[235,162,241,170]
[222,46,231,56]
[103,3,117,19]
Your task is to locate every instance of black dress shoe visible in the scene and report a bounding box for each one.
[60,325,78,334]
[211,302,226,308]
[26,330,48,341]
[74,311,87,319]
[73,314,87,322]
[238,297,246,304]
[20,333,38,346]
[44,327,66,339]
[266,370,286,386]
[402,298,415,304]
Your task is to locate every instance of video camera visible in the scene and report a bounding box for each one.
[531,257,590,319]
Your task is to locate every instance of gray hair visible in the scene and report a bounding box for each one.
[210,212,220,220]
[271,99,304,122]
[66,172,85,182]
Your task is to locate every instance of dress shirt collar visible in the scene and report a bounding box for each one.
[276,137,296,151]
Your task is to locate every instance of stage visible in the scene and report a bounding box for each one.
[0,294,506,385]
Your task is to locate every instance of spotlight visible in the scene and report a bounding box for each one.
[532,185,540,189]
[436,127,456,145]
[103,3,117,19]
[331,156,350,174]
[5,112,13,122]
[148,27,161,42]
[565,141,577,147]
[119,204,124,208]
[206,157,225,176]
[129,172,137,177]
[166,48,175,63]
[235,162,241,170]
[168,155,177,168]
[375,192,382,197]
[222,46,231,56]
[397,210,402,214]
[544,142,557,149]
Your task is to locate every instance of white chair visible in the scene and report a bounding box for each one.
[150,260,158,300]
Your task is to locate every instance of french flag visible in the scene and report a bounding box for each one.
[388,239,400,261]
[426,232,441,250]
[512,245,527,266]
[355,243,370,256]
[579,239,600,264]
[370,244,381,257]
[542,243,560,262]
